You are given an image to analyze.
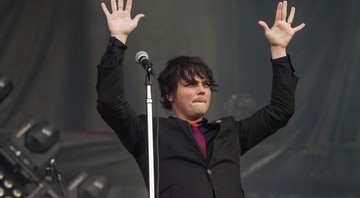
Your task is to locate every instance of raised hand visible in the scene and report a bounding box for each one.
[101,0,145,44]
[258,1,305,59]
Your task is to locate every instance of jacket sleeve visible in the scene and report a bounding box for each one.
[238,55,299,155]
[96,37,147,157]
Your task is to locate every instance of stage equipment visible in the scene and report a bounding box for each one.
[0,141,60,197]
[0,73,13,103]
[9,121,60,170]
[67,172,111,198]
[0,120,61,197]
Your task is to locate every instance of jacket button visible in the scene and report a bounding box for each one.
[207,169,212,175]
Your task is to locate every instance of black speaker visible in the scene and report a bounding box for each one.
[10,121,60,169]
[24,121,59,154]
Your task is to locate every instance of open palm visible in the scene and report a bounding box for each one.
[258,1,305,49]
[101,0,144,43]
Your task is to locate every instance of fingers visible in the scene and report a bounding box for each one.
[126,0,133,12]
[275,2,282,22]
[134,14,145,24]
[293,23,305,33]
[278,1,302,28]
[101,2,111,16]
[281,1,287,21]
[118,0,124,10]
[258,21,270,32]
[287,7,295,24]
[111,0,117,12]
[104,0,134,14]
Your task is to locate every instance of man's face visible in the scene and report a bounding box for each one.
[168,76,211,123]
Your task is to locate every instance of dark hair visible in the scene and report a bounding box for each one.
[157,56,217,110]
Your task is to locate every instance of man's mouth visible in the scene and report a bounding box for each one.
[193,99,206,103]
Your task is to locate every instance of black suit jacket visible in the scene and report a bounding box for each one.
[96,38,299,198]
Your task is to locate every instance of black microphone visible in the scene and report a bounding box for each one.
[135,51,154,73]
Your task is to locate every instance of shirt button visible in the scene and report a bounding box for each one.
[207,169,212,175]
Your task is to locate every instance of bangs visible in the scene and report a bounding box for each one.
[177,64,209,83]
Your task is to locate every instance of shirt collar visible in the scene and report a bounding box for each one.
[191,118,208,127]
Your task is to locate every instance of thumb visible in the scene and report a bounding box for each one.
[134,14,145,24]
[258,21,270,32]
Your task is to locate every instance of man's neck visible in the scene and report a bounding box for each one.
[187,118,203,125]
[172,115,204,125]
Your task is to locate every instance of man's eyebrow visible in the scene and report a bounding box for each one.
[181,80,197,84]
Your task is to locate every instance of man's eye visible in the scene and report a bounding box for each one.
[184,81,197,86]
[203,82,210,88]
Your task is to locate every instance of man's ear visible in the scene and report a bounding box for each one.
[167,94,174,102]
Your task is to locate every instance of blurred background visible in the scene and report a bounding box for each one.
[1,0,359,197]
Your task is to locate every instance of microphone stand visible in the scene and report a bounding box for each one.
[46,157,68,198]
[145,66,156,198]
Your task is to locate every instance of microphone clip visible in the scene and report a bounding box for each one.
[45,157,56,182]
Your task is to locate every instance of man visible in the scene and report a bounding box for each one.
[96,0,305,197]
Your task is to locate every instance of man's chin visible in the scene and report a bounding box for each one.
[192,109,208,117]
[192,104,209,111]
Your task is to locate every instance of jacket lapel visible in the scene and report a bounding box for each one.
[173,118,206,158]
[215,117,233,139]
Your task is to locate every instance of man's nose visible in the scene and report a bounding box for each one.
[197,84,205,95]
